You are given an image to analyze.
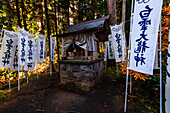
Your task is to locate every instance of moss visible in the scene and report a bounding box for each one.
[0,90,7,102]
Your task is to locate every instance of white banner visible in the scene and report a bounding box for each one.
[129,0,163,75]
[122,33,127,62]
[24,42,37,71]
[108,35,115,59]
[110,23,123,62]
[104,41,108,61]
[165,25,170,113]
[10,42,21,71]
[27,33,35,63]
[154,46,159,69]
[24,63,35,71]
[37,34,45,63]
[33,42,38,63]
[0,29,18,68]
[50,36,55,61]
[18,29,29,66]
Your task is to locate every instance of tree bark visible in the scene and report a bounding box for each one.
[78,0,81,23]
[21,0,27,30]
[54,0,60,61]
[163,0,168,6]
[44,0,50,52]
[7,0,12,30]
[16,0,22,27]
[44,0,53,70]
[67,1,70,26]
[122,0,126,32]
[107,0,117,25]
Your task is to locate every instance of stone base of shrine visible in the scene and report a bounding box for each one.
[59,59,103,91]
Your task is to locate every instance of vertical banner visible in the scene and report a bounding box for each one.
[33,42,38,63]
[165,24,170,113]
[18,29,29,66]
[24,42,38,71]
[122,33,127,62]
[110,23,123,62]
[37,34,45,63]
[0,29,18,68]
[10,42,21,71]
[104,41,108,61]
[129,0,163,75]
[50,36,55,61]
[27,33,35,63]
[108,35,115,59]
[154,46,159,69]
[24,63,35,71]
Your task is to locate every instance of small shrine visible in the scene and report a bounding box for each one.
[58,15,110,91]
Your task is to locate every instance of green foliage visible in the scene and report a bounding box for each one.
[0,90,7,102]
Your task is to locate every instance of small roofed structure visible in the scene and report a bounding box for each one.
[58,15,110,91]
[60,15,110,60]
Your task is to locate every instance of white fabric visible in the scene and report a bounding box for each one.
[24,42,37,71]
[122,33,127,62]
[104,41,108,61]
[61,33,97,57]
[33,42,38,63]
[27,33,35,63]
[154,46,159,69]
[110,23,123,62]
[37,34,45,63]
[50,36,55,61]
[129,0,163,75]
[24,63,35,71]
[18,29,29,66]
[10,41,21,71]
[108,35,115,59]
[0,29,18,68]
[165,26,170,113]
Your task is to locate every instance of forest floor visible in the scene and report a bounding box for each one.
[0,71,148,113]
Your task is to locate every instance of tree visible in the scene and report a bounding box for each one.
[107,0,117,25]
[122,0,126,32]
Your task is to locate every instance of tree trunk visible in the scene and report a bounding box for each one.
[67,1,70,26]
[44,0,53,71]
[16,0,22,27]
[107,0,117,25]
[21,0,27,30]
[78,0,81,23]
[7,0,12,30]
[54,0,60,61]
[164,0,167,6]
[40,4,44,34]
[122,0,126,32]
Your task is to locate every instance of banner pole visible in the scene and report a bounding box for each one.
[17,32,20,91]
[129,0,135,95]
[124,68,129,112]
[159,18,162,113]
[124,0,134,111]
[45,42,47,73]
[8,69,11,89]
[50,60,52,76]
[37,61,39,79]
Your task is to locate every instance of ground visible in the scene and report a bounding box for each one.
[0,72,147,113]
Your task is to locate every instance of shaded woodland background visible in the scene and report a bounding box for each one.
[0,0,170,112]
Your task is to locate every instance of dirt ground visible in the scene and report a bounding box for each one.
[0,72,147,113]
